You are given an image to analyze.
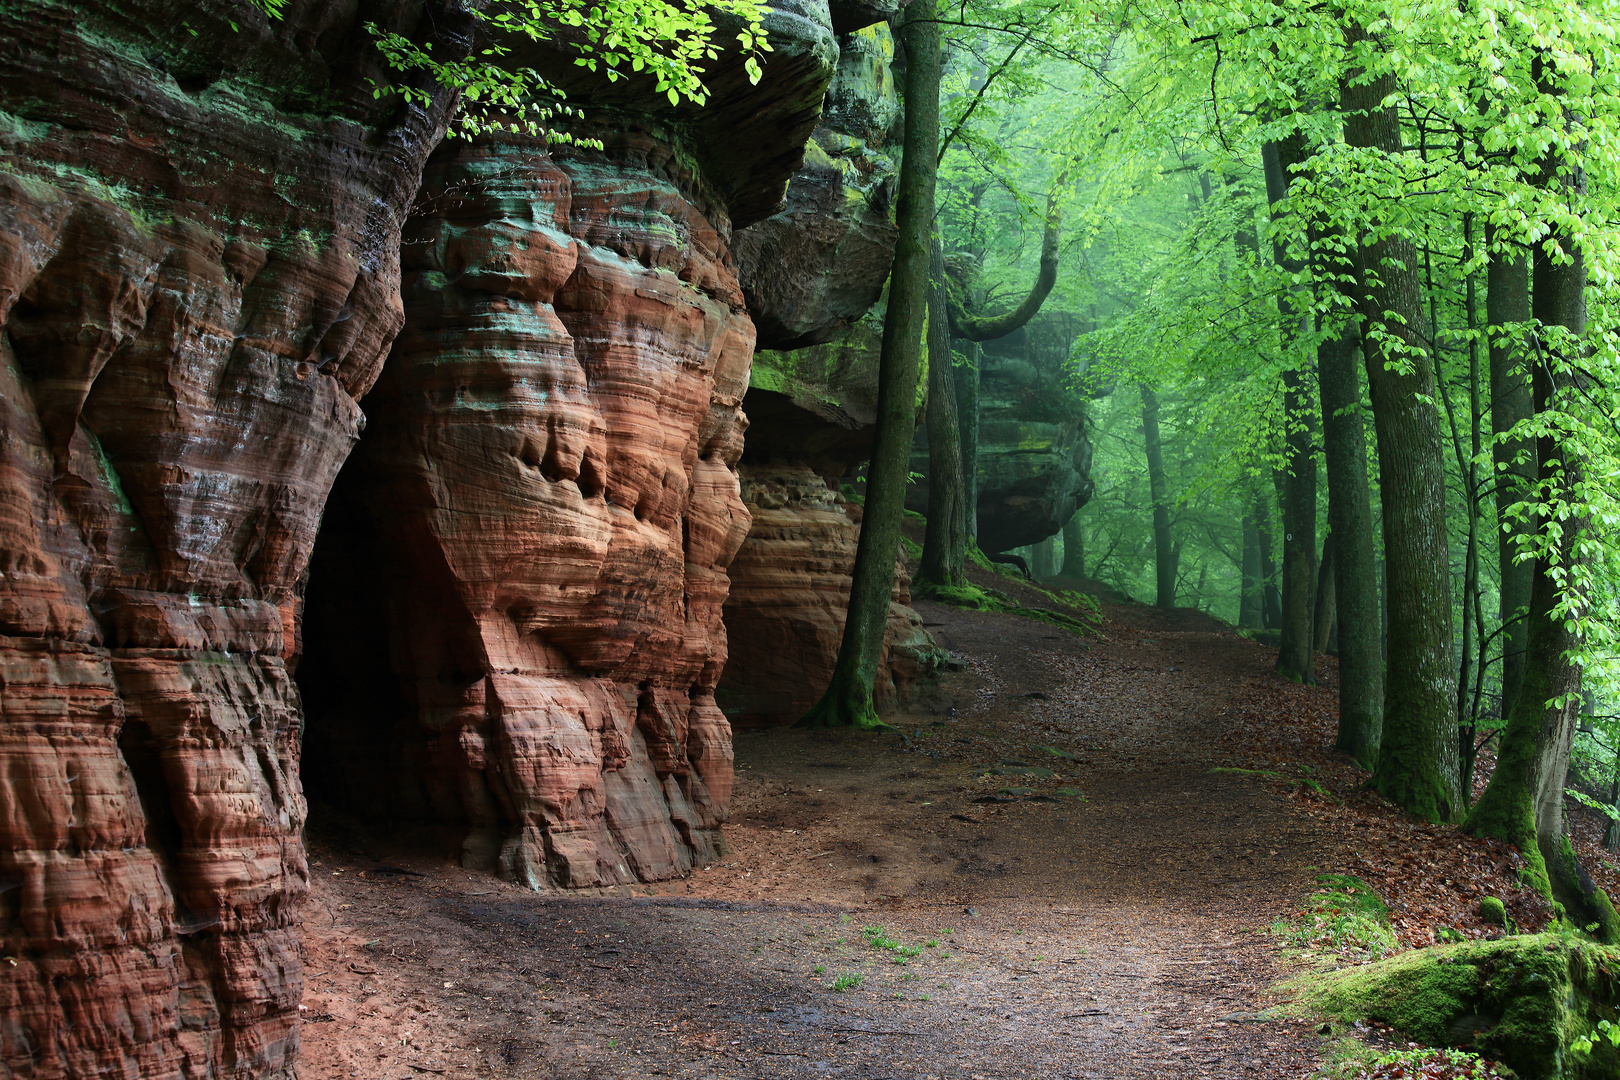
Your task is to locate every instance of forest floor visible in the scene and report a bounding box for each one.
[296,563,1579,1080]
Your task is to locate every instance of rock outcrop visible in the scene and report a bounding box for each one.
[0,0,845,1075]
[735,22,900,350]
[297,132,760,886]
[288,0,845,886]
[718,463,942,727]
[719,14,947,726]
[908,317,1095,553]
[0,3,457,1076]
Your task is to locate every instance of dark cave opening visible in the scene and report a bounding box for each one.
[293,452,413,834]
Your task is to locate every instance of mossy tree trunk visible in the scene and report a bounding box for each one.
[1140,383,1175,608]
[1320,302,1384,767]
[1240,509,1264,629]
[1256,487,1282,630]
[1487,232,1535,719]
[1464,81,1619,937]
[1061,510,1086,578]
[797,0,938,730]
[918,235,968,589]
[1313,533,1336,654]
[954,342,980,546]
[1262,134,1318,685]
[1342,25,1462,822]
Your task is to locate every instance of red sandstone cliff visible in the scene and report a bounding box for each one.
[297,134,759,886]
[0,0,921,1074]
[0,4,457,1075]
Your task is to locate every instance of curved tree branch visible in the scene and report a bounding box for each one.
[948,176,1064,341]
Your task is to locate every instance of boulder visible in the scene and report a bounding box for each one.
[1298,934,1620,1080]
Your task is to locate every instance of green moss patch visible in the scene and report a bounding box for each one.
[1290,934,1620,1079]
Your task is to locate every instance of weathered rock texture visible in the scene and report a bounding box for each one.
[0,0,850,1073]
[0,2,455,1076]
[735,23,900,350]
[297,133,758,886]
[286,0,844,890]
[718,463,942,726]
[907,316,1095,553]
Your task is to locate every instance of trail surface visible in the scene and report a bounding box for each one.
[300,582,1341,1078]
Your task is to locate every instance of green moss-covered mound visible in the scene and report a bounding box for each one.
[1294,935,1620,1079]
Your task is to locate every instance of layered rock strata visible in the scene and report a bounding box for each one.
[718,463,941,727]
[0,3,455,1077]
[735,22,901,350]
[298,133,758,886]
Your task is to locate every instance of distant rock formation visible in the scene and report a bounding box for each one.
[908,316,1096,553]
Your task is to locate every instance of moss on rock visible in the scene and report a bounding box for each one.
[1292,934,1620,1079]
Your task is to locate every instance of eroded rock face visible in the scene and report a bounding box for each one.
[907,319,1095,553]
[0,2,452,1077]
[297,132,757,887]
[718,463,942,726]
[735,23,900,350]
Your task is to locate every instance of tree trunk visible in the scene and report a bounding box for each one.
[797,0,938,730]
[954,341,980,545]
[1320,323,1384,766]
[1262,134,1318,685]
[917,235,968,589]
[1277,366,1318,683]
[1341,27,1462,821]
[1240,509,1263,629]
[1031,536,1057,579]
[1488,236,1534,719]
[1141,384,1174,608]
[1464,92,1618,935]
[1257,490,1282,630]
[1061,510,1086,579]
[1313,533,1336,654]
[949,184,1063,342]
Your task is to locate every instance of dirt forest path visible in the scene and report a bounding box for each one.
[299,583,1345,1079]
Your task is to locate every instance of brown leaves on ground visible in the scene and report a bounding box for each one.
[1145,634,1558,951]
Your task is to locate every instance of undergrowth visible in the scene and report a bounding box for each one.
[1274,874,1397,962]
[1316,1044,1511,1080]
[914,548,1102,638]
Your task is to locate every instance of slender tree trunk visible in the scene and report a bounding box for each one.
[1464,87,1619,933]
[1031,536,1057,579]
[1240,509,1263,629]
[1341,28,1462,821]
[1320,326,1384,766]
[1262,134,1318,684]
[1488,235,1534,719]
[798,0,938,730]
[1061,510,1086,578]
[918,235,968,589]
[1278,366,1318,683]
[954,341,980,546]
[1257,490,1281,630]
[1141,384,1174,608]
[1313,533,1336,654]
[1605,745,1620,852]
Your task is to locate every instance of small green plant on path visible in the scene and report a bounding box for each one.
[862,924,923,963]
[1272,874,1396,961]
[830,973,863,992]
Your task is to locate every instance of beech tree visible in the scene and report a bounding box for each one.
[798,0,939,730]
